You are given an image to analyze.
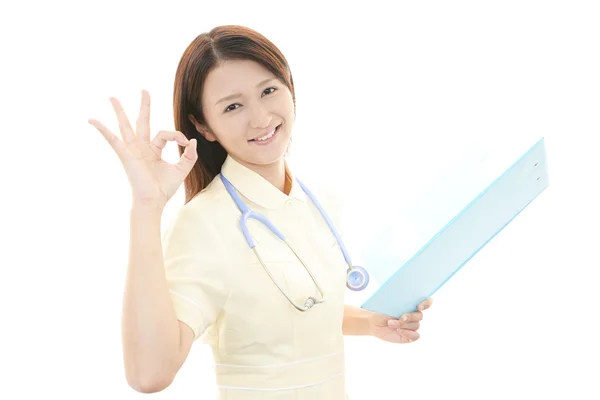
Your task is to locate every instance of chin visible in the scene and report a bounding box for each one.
[260,137,291,161]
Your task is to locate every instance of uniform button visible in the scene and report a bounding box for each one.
[286,199,293,207]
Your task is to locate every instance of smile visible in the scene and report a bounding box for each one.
[249,124,281,144]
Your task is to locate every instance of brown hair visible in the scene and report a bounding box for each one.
[173,25,296,204]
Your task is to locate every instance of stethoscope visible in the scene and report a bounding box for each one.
[220,174,370,312]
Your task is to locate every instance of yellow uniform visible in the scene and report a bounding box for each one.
[162,155,349,399]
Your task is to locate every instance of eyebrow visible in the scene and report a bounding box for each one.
[215,78,277,106]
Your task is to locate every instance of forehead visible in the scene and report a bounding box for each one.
[202,59,276,101]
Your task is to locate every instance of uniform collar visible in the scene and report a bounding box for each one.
[220,155,307,209]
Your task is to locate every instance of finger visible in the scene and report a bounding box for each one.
[151,130,190,155]
[136,89,151,142]
[109,97,136,144]
[396,328,420,342]
[175,138,198,175]
[399,311,423,323]
[88,119,129,162]
[399,321,420,331]
[387,319,420,330]
[387,320,421,331]
[418,298,433,311]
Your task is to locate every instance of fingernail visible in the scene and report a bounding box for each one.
[388,320,399,328]
[401,315,408,321]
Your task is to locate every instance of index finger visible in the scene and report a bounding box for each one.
[136,89,151,141]
[88,119,129,164]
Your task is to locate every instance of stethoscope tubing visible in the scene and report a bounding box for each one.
[220,173,369,309]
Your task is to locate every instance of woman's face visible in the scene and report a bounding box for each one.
[195,59,295,170]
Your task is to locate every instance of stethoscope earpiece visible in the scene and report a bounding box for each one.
[346,266,369,291]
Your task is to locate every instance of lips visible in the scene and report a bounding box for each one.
[250,124,282,142]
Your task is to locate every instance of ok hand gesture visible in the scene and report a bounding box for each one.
[89,90,197,209]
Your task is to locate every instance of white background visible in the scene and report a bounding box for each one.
[1,1,599,399]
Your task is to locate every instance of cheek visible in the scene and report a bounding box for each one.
[212,117,247,146]
[280,97,296,124]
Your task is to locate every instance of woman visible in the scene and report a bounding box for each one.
[89,25,432,399]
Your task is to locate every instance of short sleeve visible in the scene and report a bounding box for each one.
[161,203,229,341]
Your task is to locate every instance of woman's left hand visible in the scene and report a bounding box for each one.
[368,298,433,344]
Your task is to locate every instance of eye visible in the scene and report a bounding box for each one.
[223,87,277,113]
[224,104,240,113]
[262,87,277,96]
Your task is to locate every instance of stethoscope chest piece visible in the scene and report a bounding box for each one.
[346,266,369,291]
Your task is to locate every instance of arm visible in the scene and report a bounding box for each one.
[121,204,194,393]
[342,304,373,336]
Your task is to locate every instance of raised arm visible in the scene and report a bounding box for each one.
[89,90,199,392]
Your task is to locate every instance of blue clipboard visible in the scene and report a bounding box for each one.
[360,137,550,317]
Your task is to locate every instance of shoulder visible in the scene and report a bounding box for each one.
[304,180,342,209]
[293,171,347,228]
[162,175,232,251]
[189,172,233,206]
[174,173,235,217]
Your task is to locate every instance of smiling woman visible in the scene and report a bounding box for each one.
[88,24,430,400]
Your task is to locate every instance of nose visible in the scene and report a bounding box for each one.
[249,103,272,129]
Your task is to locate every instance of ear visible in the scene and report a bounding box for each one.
[188,115,218,142]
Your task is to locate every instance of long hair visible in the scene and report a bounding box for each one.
[173,25,296,204]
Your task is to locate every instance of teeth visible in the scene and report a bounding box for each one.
[256,127,276,141]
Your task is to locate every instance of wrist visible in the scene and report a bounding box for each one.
[359,312,373,336]
[362,310,376,336]
[131,199,166,213]
[343,305,374,336]
[131,202,165,217]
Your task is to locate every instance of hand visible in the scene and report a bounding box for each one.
[89,90,198,208]
[368,298,433,344]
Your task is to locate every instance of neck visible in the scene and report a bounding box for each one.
[239,158,290,194]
